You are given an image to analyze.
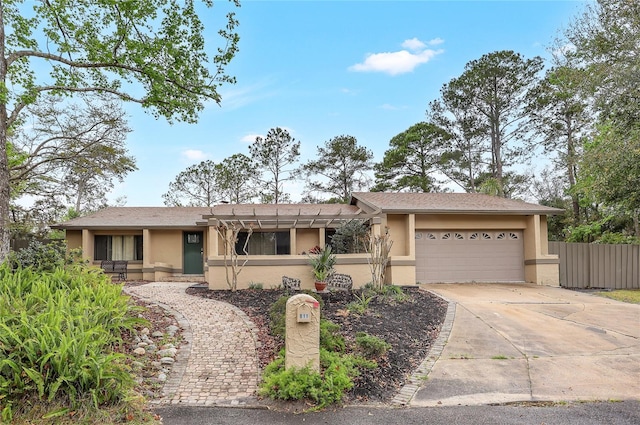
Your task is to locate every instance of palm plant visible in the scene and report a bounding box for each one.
[308,245,336,283]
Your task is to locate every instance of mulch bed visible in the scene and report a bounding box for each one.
[186,286,448,404]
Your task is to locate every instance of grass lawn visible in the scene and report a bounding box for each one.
[595,289,640,304]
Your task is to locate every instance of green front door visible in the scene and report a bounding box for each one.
[183,231,204,274]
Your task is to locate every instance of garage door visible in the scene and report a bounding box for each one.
[415,230,524,283]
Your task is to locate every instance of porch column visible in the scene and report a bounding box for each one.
[81,229,93,262]
[524,215,560,286]
[207,219,219,259]
[407,213,416,260]
[142,229,154,281]
[290,228,297,255]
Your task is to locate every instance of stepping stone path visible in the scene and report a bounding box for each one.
[125,282,260,406]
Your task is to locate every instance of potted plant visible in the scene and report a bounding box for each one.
[308,245,336,291]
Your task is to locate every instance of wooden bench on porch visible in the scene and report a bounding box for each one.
[100,260,128,281]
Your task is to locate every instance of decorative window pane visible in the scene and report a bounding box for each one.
[442,232,451,240]
[469,232,479,240]
[509,232,519,240]
[454,232,464,240]
[415,232,423,240]
[497,232,506,240]
[187,233,200,244]
[482,232,492,240]
[427,233,436,240]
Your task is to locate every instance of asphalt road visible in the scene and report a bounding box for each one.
[154,401,640,425]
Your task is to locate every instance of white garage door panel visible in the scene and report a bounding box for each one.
[415,230,524,283]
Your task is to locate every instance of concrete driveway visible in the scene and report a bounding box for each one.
[412,283,640,406]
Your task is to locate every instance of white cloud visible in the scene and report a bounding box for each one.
[349,38,444,76]
[181,149,209,161]
[428,37,445,46]
[402,37,426,51]
[240,134,263,143]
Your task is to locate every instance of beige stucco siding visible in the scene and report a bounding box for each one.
[206,255,372,290]
[65,230,82,251]
[386,214,411,256]
[523,215,560,286]
[296,228,319,254]
[148,230,183,268]
[385,264,416,286]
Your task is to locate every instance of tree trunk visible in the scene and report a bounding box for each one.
[491,121,504,197]
[75,178,85,213]
[0,5,12,261]
[566,118,580,223]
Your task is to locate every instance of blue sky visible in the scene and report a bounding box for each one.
[117,0,588,206]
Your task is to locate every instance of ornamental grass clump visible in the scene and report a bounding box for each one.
[0,265,145,422]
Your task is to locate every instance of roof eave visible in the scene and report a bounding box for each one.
[51,224,206,230]
[380,208,564,215]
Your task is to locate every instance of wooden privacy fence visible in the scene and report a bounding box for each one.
[549,242,640,289]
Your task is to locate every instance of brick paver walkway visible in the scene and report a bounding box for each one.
[124,282,260,406]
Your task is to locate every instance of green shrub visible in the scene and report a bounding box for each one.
[0,265,145,415]
[355,332,391,359]
[259,348,359,409]
[595,232,640,245]
[319,320,345,352]
[248,282,263,290]
[330,220,369,254]
[7,240,66,272]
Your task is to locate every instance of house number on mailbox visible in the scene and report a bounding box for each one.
[297,304,312,323]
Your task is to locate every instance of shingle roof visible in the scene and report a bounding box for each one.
[52,204,365,229]
[52,193,562,229]
[52,207,213,229]
[351,192,563,215]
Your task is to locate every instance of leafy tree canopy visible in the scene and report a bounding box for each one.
[429,50,543,197]
[302,135,373,203]
[373,122,447,193]
[10,94,136,214]
[0,0,240,258]
[249,127,300,204]
[562,0,640,236]
[163,160,221,207]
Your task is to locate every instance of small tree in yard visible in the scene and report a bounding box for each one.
[215,222,252,292]
[367,227,393,291]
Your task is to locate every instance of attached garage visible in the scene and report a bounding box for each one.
[415,230,525,283]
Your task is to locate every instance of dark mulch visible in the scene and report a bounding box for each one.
[186,286,448,404]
